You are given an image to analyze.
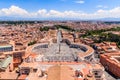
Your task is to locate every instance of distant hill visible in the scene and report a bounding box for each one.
[96,18,120,21]
[0,16,120,22]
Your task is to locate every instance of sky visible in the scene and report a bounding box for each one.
[0,0,120,20]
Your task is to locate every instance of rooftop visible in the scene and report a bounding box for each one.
[101,52,120,64]
[0,56,12,70]
[0,45,12,48]
[47,65,74,80]
[0,72,18,79]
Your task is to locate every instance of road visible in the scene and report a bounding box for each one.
[104,71,117,80]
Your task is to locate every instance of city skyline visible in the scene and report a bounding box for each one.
[0,0,120,20]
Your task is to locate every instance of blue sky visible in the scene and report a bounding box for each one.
[0,0,120,20]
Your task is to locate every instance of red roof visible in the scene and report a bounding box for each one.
[18,74,27,80]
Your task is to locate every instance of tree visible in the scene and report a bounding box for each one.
[28,41,36,46]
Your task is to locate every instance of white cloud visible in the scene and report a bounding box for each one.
[0,5,120,19]
[0,5,29,17]
[75,0,85,4]
[97,5,108,8]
